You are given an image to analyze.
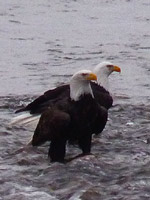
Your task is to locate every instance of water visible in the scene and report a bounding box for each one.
[0,0,150,199]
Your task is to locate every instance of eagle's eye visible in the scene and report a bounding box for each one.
[106,65,113,68]
[82,73,88,76]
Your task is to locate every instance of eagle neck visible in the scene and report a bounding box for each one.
[70,80,94,101]
[93,67,110,91]
[97,76,109,91]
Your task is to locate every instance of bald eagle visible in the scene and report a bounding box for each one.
[31,70,108,162]
[12,61,120,126]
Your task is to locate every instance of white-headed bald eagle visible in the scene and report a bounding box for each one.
[31,70,108,162]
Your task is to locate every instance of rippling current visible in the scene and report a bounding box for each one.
[0,0,150,199]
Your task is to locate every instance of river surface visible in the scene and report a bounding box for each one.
[0,0,150,199]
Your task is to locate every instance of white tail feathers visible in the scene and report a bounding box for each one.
[10,112,40,126]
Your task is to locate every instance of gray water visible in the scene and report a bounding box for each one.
[0,0,150,199]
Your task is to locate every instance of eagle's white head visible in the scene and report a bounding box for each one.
[70,70,97,101]
[93,61,121,90]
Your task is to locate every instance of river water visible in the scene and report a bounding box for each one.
[0,0,150,199]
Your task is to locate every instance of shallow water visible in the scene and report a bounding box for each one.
[1,0,150,199]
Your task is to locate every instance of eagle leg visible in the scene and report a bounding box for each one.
[78,134,92,154]
[48,138,67,163]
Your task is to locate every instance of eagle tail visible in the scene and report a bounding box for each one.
[10,113,40,126]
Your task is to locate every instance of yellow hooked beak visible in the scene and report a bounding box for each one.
[113,65,121,73]
[86,73,97,81]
